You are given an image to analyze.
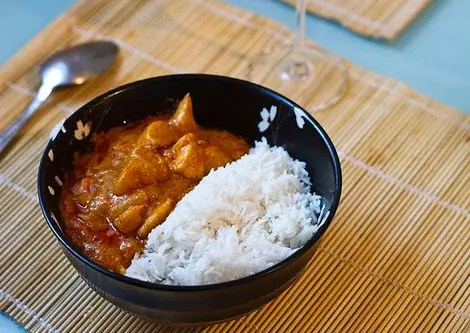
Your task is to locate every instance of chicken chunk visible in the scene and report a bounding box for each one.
[114,205,145,234]
[170,93,199,134]
[137,120,182,149]
[170,134,204,181]
[137,198,174,238]
[71,176,98,195]
[70,176,99,208]
[78,197,109,231]
[108,190,149,220]
[114,147,169,195]
[202,144,233,173]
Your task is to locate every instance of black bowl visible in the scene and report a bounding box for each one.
[38,74,342,325]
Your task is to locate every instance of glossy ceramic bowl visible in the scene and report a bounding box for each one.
[38,74,342,325]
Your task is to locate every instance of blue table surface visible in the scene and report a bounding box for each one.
[0,0,469,114]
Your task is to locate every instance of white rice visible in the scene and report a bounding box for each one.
[125,139,326,285]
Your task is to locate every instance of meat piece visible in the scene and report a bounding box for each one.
[170,134,204,181]
[137,198,174,238]
[78,197,109,231]
[137,120,182,149]
[114,205,145,234]
[114,147,169,195]
[198,130,250,160]
[70,176,100,212]
[71,176,97,195]
[170,93,199,134]
[108,190,148,220]
[202,144,233,173]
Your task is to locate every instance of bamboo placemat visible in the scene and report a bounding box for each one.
[0,0,469,332]
[281,0,432,40]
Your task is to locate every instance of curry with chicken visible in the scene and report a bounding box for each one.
[60,94,249,273]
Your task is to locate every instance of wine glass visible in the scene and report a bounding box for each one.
[246,0,347,112]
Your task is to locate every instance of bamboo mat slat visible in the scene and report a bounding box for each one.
[281,0,432,40]
[0,0,468,332]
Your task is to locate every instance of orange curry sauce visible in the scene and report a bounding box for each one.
[60,94,249,273]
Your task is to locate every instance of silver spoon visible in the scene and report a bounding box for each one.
[0,41,119,153]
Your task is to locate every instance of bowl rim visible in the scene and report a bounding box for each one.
[38,73,342,292]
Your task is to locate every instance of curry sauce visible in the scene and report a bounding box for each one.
[60,94,249,273]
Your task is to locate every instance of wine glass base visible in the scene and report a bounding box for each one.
[247,42,348,112]
[281,60,312,81]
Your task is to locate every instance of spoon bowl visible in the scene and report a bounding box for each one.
[0,41,119,153]
[39,41,119,88]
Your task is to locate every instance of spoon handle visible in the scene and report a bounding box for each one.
[0,83,53,154]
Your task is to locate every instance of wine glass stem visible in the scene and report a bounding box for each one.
[294,0,307,52]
